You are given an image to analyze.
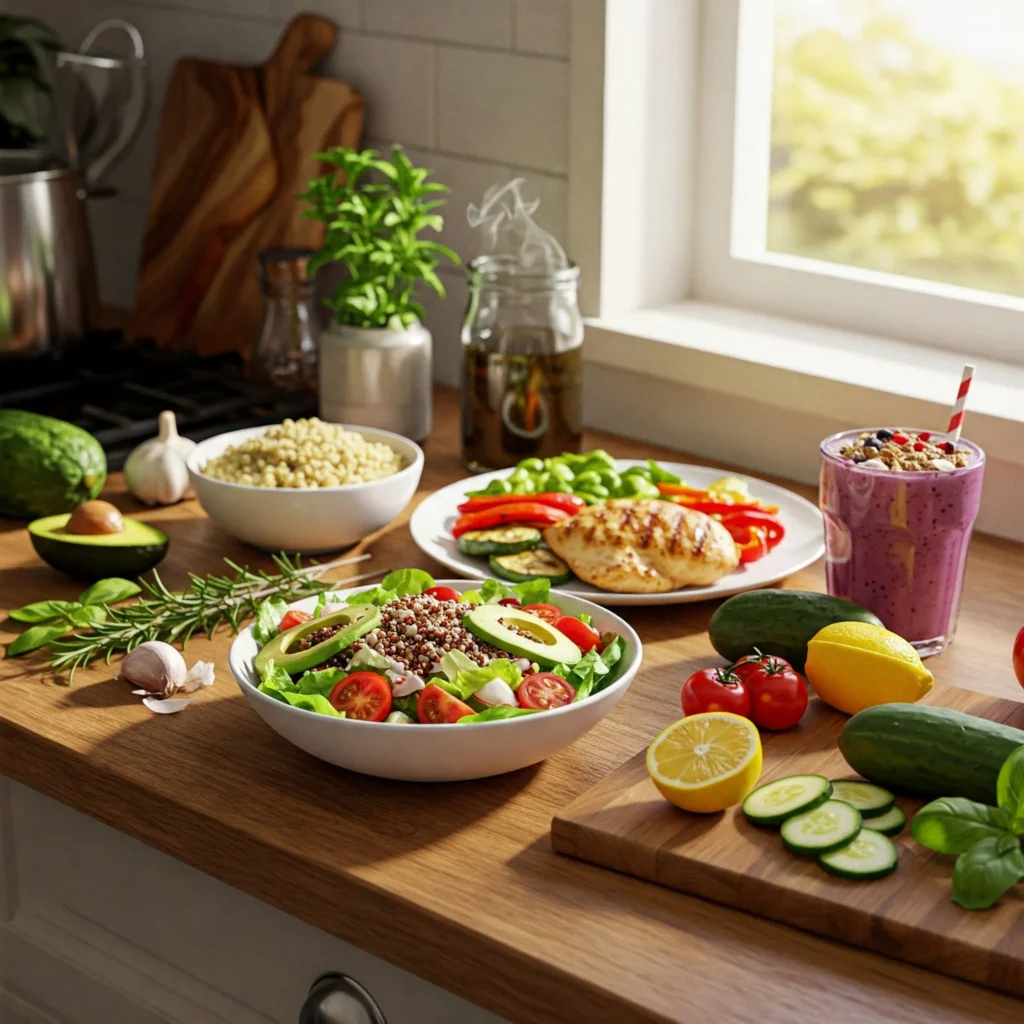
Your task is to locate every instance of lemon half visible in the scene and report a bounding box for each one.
[646,712,762,813]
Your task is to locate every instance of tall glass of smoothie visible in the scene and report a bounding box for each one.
[819,428,985,657]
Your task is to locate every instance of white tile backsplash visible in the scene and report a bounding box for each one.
[437,47,568,171]
[419,267,469,388]
[514,0,570,57]
[34,0,571,382]
[364,0,513,49]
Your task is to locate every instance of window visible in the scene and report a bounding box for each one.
[690,0,1024,362]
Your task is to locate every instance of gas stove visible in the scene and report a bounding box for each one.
[0,331,317,468]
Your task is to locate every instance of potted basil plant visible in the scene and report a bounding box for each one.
[302,145,460,442]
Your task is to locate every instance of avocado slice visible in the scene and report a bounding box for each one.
[28,513,168,580]
[254,604,380,677]
[463,604,582,667]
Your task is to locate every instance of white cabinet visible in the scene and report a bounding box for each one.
[0,778,510,1024]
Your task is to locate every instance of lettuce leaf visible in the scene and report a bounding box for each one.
[346,586,397,607]
[258,659,294,692]
[258,659,344,715]
[252,597,288,647]
[392,693,419,720]
[461,576,552,606]
[439,649,478,680]
[293,667,345,695]
[347,645,392,672]
[458,706,538,723]
[276,691,344,716]
[381,568,435,595]
[444,658,524,701]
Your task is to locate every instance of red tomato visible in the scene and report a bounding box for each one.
[498,597,521,607]
[1014,627,1024,689]
[522,603,562,625]
[417,684,476,723]
[425,586,461,602]
[517,672,576,710]
[279,609,313,632]
[554,615,601,653]
[329,672,392,721]
[732,654,807,730]
[681,668,750,718]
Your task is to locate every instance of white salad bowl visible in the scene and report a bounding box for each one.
[228,580,643,781]
[187,424,423,554]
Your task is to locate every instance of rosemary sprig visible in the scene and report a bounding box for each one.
[45,552,382,683]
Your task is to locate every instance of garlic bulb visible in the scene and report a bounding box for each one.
[124,410,196,506]
[117,640,187,695]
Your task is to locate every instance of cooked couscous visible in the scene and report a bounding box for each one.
[201,418,405,488]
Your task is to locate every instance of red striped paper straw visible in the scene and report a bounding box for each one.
[946,363,975,443]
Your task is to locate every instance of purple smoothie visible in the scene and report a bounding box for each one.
[819,429,985,655]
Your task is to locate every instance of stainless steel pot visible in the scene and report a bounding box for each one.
[0,167,97,358]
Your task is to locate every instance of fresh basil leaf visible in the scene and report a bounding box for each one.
[997,745,1024,829]
[9,599,83,623]
[380,568,434,595]
[64,605,107,627]
[346,586,397,607]
[77,578,141,606]
[6,622,70,656]
[951,834,1024,910]
[457,706,539,723]
[912,797,1012,854]
[252,597,288,648]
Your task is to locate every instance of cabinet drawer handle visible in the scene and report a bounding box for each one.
[299,972,388,1024]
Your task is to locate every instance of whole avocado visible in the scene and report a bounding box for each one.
[708,589,883,672]
[0,410,107,519]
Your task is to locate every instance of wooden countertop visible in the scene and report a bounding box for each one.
[2,389,1022,1024]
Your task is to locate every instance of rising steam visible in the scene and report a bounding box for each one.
[467,178,568,271]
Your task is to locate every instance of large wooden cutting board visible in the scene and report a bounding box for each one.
[552,683,1024,998]
[130,15,363,357]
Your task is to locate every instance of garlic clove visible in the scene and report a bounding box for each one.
[181,660,215,692]
[143,696,194,714]
[118,640,188,694]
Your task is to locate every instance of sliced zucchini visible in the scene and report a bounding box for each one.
[780,800,862,855]
[858,804,905,837]
[829,780,894,818]
[818,829,898,881]
[457,526,542,557]
[742,775,832,826]
[489,549,572,585]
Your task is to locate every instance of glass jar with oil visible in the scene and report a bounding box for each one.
[461,256,583,472]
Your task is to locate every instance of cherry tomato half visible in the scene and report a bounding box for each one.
[279,609,312,633]
[517,672,576,710]
[1014,626,1024,689]
[681,667,750,718]
[417,683,476,723]
[554,615,601,653]
[425,586,461,602]
[498,597,521,607]
[732,654,807,730]
[329,672,392,721]
[522,603,562,625]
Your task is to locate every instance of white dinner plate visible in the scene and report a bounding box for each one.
[409,461,825,606]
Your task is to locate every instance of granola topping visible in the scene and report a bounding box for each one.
[838,429,972,472]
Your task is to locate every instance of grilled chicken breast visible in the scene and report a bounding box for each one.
[543,499,739,593]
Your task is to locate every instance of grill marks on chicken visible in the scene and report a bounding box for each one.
[543,499,739,594]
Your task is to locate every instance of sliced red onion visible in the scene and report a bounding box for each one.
[392,674,426,697]
[472,678,519,707]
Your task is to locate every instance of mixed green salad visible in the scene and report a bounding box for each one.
[251,569,628,724]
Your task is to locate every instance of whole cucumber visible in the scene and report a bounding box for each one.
[839,703,1024,805]
[708,589,882,672]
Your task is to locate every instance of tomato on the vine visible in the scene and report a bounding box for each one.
[732,653,807,730]
[681,667,750,718]
[554,615,601,653]
[279,609,312,633]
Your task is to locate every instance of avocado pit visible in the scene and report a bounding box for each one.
[67,500,125,536]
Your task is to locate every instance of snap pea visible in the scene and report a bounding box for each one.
[466,477,513,497]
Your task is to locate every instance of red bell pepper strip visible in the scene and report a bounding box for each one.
[731,525,769,564]
[457,492,585,514]
[720,510,785,550]
[451,502,570,538]
[657,483,779,515]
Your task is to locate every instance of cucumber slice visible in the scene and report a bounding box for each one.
[457,526,542,556]
[742,775,833,826]
[818,828,898,880]
[489,549,572,585]
[781,800,862,855]
[829,780,894,818]
[857,803,905,837]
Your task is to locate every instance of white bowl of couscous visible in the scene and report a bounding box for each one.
[187,419,423,553]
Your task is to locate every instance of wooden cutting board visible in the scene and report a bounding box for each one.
[130,15,363,357]
[552,683,1024,998]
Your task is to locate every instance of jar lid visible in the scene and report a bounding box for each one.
[259,247,316,286]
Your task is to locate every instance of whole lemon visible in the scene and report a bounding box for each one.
[805,621,933,715]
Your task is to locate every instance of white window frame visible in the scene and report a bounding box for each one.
[568,0,1024,364]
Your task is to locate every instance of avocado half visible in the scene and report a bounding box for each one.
[28,513,169,581]
[463,604,582,667]
[254,604,381,677]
